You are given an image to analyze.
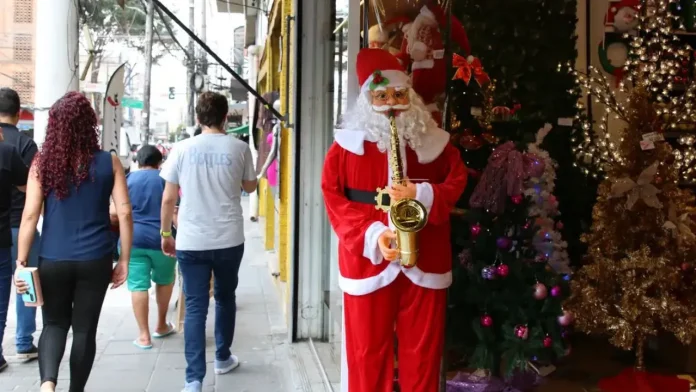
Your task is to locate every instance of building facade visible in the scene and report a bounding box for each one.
[0,0,36,105]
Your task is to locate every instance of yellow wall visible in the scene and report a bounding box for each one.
[258,0,292,288]
[278,0,294,284]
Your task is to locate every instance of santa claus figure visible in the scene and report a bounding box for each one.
[322,48,467,392]
[605,0,640,33]
[398,3,471,126]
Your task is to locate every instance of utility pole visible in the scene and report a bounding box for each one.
[200,0,208,77]
[142,0,155,145]
[34,0,79,145]
[186,0,196,128]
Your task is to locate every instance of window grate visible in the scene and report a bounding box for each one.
[13,0,33,24]
[12,71,33,103]
[13,34,32,62]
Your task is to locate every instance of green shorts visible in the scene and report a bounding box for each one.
[127,248,177,292]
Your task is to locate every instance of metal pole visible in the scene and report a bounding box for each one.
[142,0,155,145]
[361,0,369,48]
[200,0,208,77]
[441,2,454,391]
[186,0,196,127]
[152,0,284,121]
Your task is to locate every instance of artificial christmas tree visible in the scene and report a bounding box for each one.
[448,124,573,378]
[564,1,696,390]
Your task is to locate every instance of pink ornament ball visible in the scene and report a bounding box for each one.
[471,224,482,237]
[511,194,523,205]
[514,324,529,340]
[681,262,691,272]
[533,283,548,300]
[556,221,564,230]
[543,336,553,348]
[550,285,562,297]
[496,264,509,277]
[480,315,493,328]
[558,310,574,326]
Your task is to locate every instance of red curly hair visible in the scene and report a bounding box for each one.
[37,91,100,200]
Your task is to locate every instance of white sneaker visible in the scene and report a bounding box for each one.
[214,354,240,375]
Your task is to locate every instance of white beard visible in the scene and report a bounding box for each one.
[339,89,438,153]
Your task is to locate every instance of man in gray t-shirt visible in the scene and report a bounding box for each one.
[159,92,257,392]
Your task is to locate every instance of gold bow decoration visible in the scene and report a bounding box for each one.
[610,162,663,210]
[663,203,696,243]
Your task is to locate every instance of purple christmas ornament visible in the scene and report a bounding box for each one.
[496,236,512,251]
[481,266,496,280]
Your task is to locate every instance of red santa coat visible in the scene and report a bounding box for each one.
[322,127,466,295]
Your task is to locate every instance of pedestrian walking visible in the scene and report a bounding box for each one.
[14,92,133,392]
[110,145,176,349]
[0,119,29,373]
[0,88,39,362]
[159,92,257,392]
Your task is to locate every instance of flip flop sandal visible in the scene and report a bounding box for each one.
[132,340,153,350]
[153,321,176,338]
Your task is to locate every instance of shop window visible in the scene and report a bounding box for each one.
[13,34,32,62]
[12,71,32,103]
[14,0,33,24]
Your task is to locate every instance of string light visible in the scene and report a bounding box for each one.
[561,0,696,182]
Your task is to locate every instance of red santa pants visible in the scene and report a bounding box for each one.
[343,273,446,392]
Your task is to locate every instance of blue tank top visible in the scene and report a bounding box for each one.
[40,151,115,261]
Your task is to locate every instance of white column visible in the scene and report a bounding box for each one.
[293,0,332,340]
[34,0,79,146]
[247,45,260,220]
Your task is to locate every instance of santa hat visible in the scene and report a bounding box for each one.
[425,3,471,55]
[357,48,410,94]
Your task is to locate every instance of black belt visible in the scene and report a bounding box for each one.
[345,188,390,207]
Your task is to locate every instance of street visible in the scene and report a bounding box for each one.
[0,207,291,392]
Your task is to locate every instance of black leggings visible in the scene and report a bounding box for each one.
[38,255,112,392]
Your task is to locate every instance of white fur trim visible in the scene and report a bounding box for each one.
[402,22,412,33]
[339,262,401,296]
[402,265,452,289]
[432,49,445,59]
[414,126,450,164]
[363,221,390,265]
[333,127,449,165]
[412,59,435,70]
[420,5,436,21]
[338,262,452,295]
[334,129,370,155]
[360,69,411,95]
[415,182,434,213]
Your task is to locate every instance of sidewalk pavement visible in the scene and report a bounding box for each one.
[0,206,291,392]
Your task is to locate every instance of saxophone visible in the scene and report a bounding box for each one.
[387,112,428,267]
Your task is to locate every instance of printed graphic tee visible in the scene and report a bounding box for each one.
[160,133,256,251]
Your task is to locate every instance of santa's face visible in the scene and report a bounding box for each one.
[614,6,639,33]
[370,87,411,114]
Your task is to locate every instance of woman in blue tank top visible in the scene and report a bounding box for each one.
[13,92,133,392]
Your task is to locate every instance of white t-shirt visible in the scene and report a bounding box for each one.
[160,133,256,251]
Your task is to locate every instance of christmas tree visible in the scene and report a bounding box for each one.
[448,121,572,376]
[445,0,583,377]
[565,0,696,374]
[452,0,595,262]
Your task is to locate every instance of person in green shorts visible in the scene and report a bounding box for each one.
[111,145,177,349]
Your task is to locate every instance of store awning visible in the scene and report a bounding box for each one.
[227,124,249,135]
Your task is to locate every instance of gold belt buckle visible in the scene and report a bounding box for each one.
[374,187,390,212]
